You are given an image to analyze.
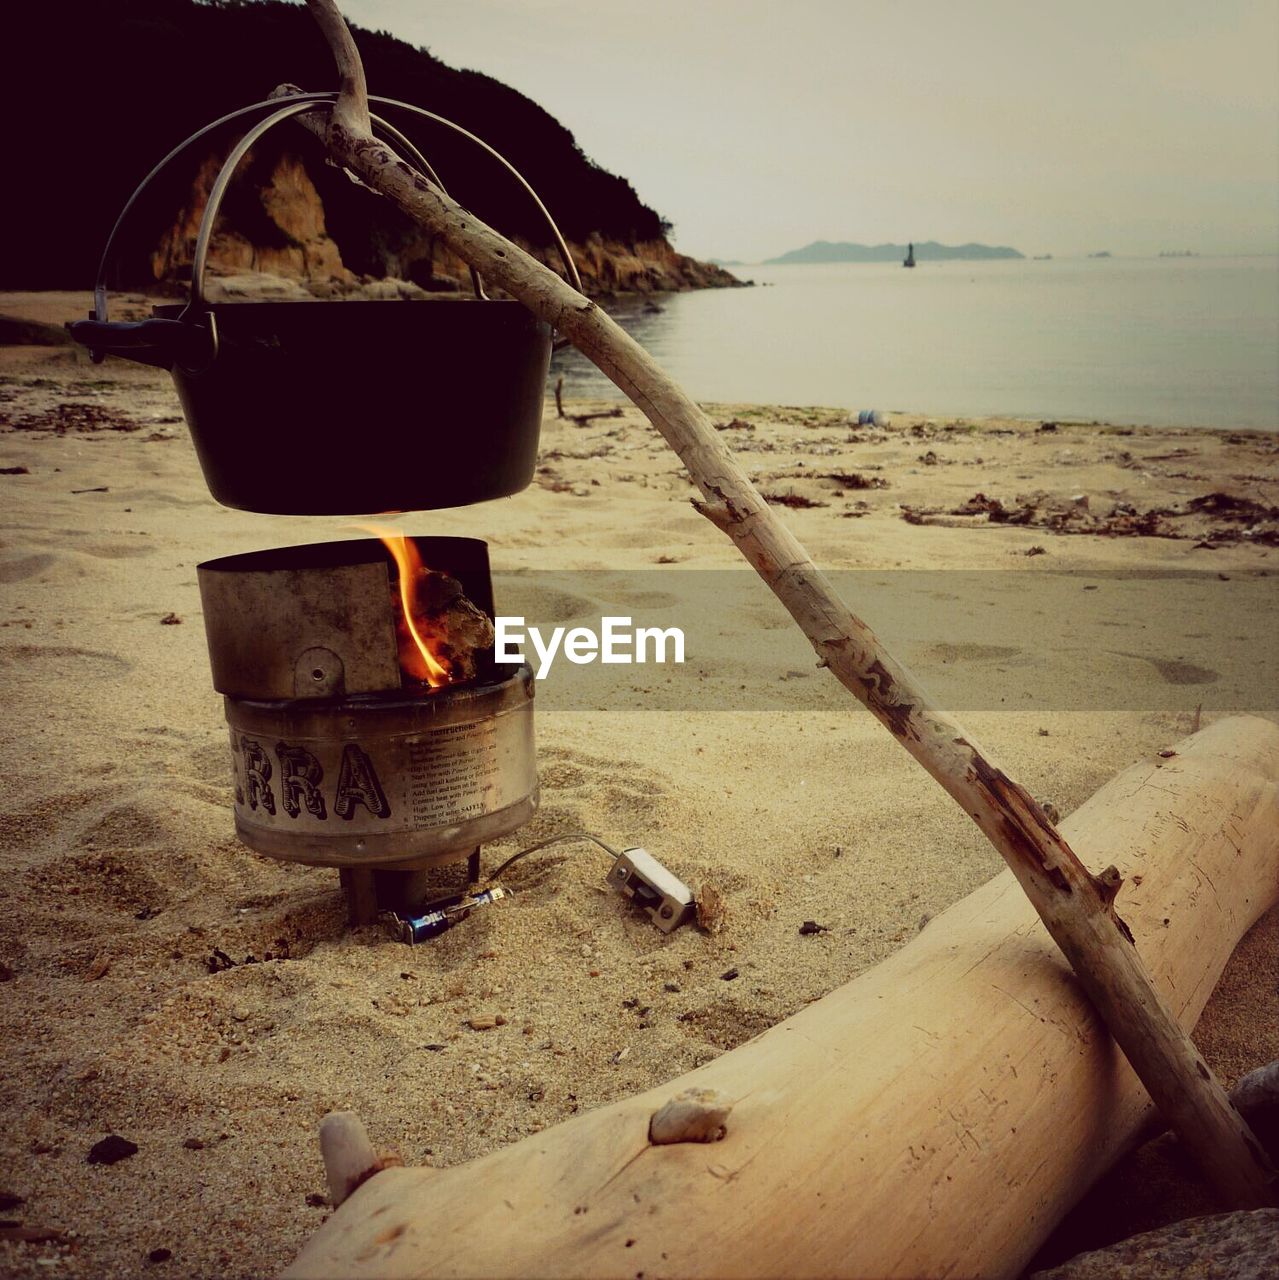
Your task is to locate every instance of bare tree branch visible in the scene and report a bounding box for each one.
[305,1,370,139]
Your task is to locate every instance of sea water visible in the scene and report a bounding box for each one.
[549,255,1279,431]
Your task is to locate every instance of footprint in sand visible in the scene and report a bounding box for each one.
[0,786,109,854]
[735,602,794,632]
[675,999,776,1052]
[1109,650,1219,686]
[928,642,1024,664]
[533,744,670,830]
[78,797,180,850]
[492,582,597,627]
[0,643,133,677]
[0,540,153,584]
[7,781,257,927]
[0,553,59,583]
[597,586,680,612]
[74,538,157,561]
[31,845,170,916]
[2,787,195,922]
[111,489,206,510]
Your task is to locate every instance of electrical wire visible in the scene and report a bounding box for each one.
[487,831,620,882]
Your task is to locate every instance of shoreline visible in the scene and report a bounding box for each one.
[556,252,1279,435]
[0,290,1276,1277]
[557,390,1279,437]
[6,284,1273,434]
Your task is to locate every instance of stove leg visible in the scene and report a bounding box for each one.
[340,852,482,926]
[340,867,379,926]
[371,868,432,915]
[339,867,433,924]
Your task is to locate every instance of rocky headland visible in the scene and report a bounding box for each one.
[5,0,740,301]
[149,152,742,301]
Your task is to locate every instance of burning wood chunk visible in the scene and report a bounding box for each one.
[395,569,494,686]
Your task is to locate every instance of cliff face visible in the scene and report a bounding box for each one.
[153,154,356,290]
[150,150,741,299]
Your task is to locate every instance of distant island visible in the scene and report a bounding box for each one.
[766,240,1024,264]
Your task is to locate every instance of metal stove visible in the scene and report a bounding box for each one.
[197,535,537,922]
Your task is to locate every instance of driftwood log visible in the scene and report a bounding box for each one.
[290,0,1274,1205]
[285,717,1279,1279]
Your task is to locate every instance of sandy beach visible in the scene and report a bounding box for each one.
[1,291,1277,1278]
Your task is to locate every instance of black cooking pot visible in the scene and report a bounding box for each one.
[68,93,581,516]
[75,298,553,514]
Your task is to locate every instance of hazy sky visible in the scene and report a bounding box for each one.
[335,0,1279,262]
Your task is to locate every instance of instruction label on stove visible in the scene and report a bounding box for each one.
[407,719,503,825]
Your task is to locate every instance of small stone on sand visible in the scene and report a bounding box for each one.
[87,1134,138,1165]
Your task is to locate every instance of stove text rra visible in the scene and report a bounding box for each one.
[231,734,391,820]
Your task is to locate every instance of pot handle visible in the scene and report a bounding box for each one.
[85,91,582,332]
[187,99,493,308]
[364,95,584,294]
[65,315,217,372]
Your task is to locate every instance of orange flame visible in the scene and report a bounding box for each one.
[360,524,452,689]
